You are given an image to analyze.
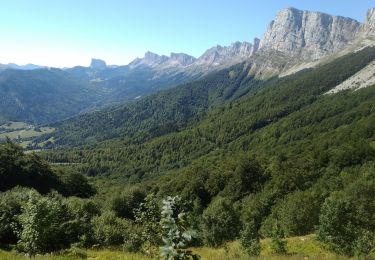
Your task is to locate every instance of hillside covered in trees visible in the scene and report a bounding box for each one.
[1,46,373,258]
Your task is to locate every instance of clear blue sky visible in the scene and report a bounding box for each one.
[0,0,373,67]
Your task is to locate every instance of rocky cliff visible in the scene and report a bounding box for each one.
[259,7,362,60]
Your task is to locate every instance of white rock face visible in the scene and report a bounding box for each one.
[168,53,196,66]
[363,8,375,35]
[195,39,259,68]
[126,7,375,79]
[259,7,362,60]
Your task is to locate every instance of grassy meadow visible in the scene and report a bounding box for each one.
[0,235,362,260]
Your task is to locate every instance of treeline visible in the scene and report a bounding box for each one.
[1,148,374,257]
[0,140,95,197]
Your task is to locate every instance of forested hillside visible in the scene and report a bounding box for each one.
[0,69,99,124]
[44,46,375,178]
[1,47,375,259]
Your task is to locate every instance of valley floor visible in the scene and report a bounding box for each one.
[0,235,361,259]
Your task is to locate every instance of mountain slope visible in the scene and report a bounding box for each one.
[42,46,375,178]
[0,69,100,124]
[49,63,273,147]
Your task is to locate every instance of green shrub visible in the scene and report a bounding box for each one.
[109,187,146,219]
[159,196,199,259]
[202,197,240,247]
[270,222,287,255]
[240,221,261,256]
[0,187,35,246]
[91,210,130,247]
[16,191,79,256]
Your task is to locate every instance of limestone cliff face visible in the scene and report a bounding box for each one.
[194,39,259,68]
[259,7,362,60]
[127,7,375,78]
[363,8,375,35]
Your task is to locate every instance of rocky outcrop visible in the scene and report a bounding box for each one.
[195,39,259,68]
[122,7,375,79]
[90,59,107,70]
[363,8,375,35]
[168,53,196,66]
[259,7,362,60]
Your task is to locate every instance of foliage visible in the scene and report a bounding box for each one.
[270,222,287,255]
[317,164,375,256]
[109,187,146,219]
[0,187,33,245]
[159,196,200,260]
[0,140,95,197]
[240,221,261,256]
[202,197,240,247]
[91,210,130,247]
[131,194,162,254]
[16,191,81,256]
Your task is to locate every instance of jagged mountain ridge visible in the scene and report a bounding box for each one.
[128,7,375,78]
[1,6,374,125]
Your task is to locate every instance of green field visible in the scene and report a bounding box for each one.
[0,127,55,140]
[0,235,362,260]
[0,121,29,130]
[0,121,55,146]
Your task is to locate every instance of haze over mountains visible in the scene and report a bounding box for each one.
[0,7,374,124]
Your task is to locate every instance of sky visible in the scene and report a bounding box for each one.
[0,0,374,67]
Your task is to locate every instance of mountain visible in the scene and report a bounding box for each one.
[42,46,375,178]
[249,7,375,77]
[0,63,46,71]
[1,7,375,125]
[259,7,361,60]
[0,69,99,123]
[90,58,107,70]
[363,7,375,35]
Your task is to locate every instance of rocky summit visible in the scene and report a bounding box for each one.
[259,7,362,60]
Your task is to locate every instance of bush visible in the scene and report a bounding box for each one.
[318,164,375,256]
[91,210,130,247]
[159,196,199,259]
[109,187,146,219]
[270,222,287,255]
[65,197,100,247]
[240,221,261,256]
[0,187,35,246]
[261,190,321,237]
[202,197,240,247]
[16,191,79,256]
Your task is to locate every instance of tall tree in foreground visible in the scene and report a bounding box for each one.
[160,196,199,260]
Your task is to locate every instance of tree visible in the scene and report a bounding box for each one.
[16,191,78,256]
[159,196,199,260]
[240,221,261,256]
[202,197,240,247]
[270,222,287,255]
[91,210,130,246]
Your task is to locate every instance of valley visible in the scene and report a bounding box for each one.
[0,121,54,149]
[1,4,375,260]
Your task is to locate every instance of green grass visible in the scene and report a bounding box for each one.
[192,235,349,260]
[0,121,29,130]
[1,235,364,259]
[0,127,55,140]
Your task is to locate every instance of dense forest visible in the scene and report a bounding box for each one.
[1,47,375,259]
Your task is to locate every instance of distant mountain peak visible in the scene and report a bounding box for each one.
[90,58,107,70]
[169,53,196,66]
